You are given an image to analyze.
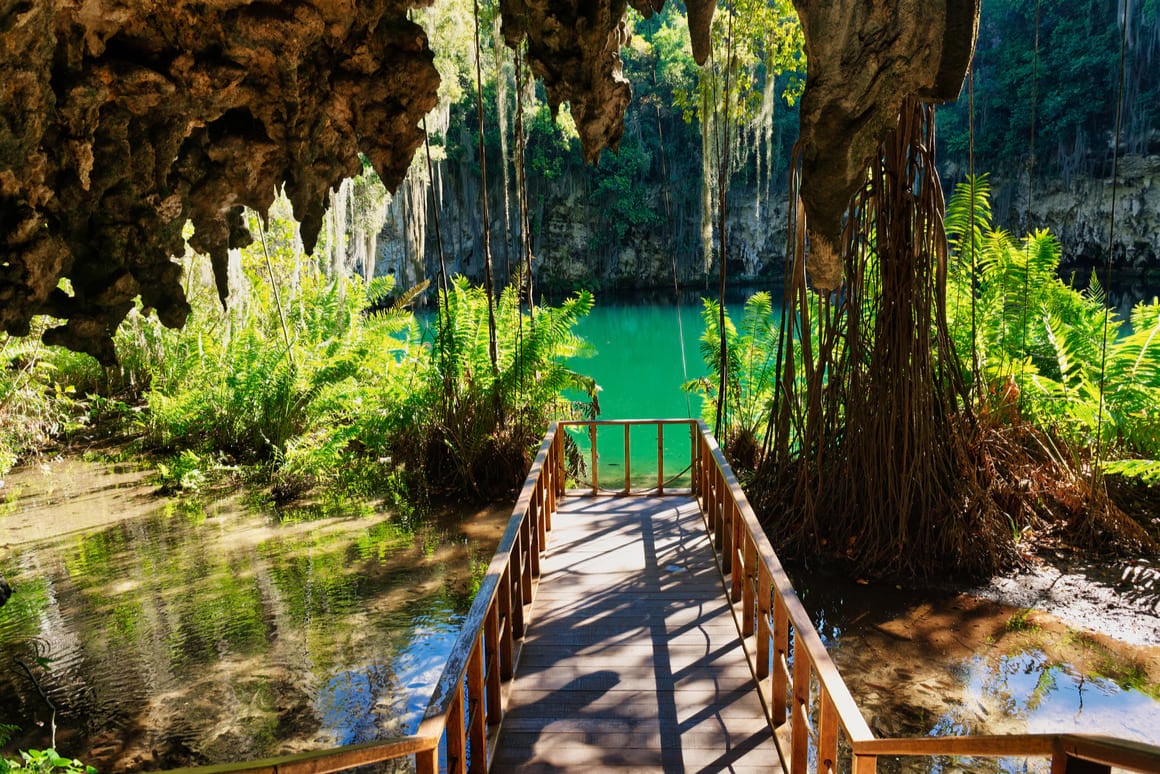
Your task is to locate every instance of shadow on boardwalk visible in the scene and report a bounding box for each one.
[492,497,780,773]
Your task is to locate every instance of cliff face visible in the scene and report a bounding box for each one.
[994,155,1160,273]
[370,169,791,293]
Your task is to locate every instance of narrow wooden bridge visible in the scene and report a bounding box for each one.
[176,420,1160,774]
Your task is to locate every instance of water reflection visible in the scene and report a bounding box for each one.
[795,573,1160,771]
[0,460,501,772]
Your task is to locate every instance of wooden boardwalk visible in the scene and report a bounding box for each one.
[493,495,782,772]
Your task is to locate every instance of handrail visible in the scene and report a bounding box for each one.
[557,418,699,495]
[694,421,873,774]
[855,732,1160,770]
[161,735,437,774]
[691,418,1160,774]
[413,423,565,772]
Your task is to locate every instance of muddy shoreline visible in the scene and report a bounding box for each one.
[968,555,1160,647]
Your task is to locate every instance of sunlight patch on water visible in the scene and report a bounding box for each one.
[797,576,1160,754]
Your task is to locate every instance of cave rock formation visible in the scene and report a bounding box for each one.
[2,0,443,362]
[792,0,979,290]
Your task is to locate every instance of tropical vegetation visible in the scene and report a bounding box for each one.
[0,198,597,509]
[692,173,1159,578]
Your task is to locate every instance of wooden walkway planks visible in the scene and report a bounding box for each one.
[493,495,782,773]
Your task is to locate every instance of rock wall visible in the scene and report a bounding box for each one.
[992,154,1160,273]
[372,151,1160,298]
[376,170,791,293]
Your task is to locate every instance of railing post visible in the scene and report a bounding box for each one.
[520,515,534,600]
[467,638,487,773]
[851,754,877,774]
[690,423,698,495]
[719,487,728,573]
[510,540,526,639]
[817,692,838,774]
[529,496,542,579]
[791,633,810,774]
[498,566,514,679]
[555,430,565,500]
[741,538,755,637]
[415,746,437,774]
[589,423,598,495]
[485,601,502,725]
[657,423,665,493]
[757,565,771,680]
[624,424,631,494]
[703,465,715,533]
[447,686,466,774]
[773,593,790,724]
[542,465,553,532]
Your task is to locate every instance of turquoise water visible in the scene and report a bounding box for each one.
[564,293,747,489]
[570,298,710,422]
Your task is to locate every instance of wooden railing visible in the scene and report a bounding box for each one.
[693,422,1160,774]
[163,419,1160,774]
[557,418,699,494]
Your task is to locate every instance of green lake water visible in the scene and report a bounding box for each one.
[564,293,744,490]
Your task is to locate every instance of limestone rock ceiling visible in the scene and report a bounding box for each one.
[2,0,443,362]
[1,0,975,361]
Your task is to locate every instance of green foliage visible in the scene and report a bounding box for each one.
[122,194,597,503]
[382,276,598,498]
[0,749,95,774]
[0,328,88,476]
[937,0,1160,179]
[156,449,208,493]
[684,293,779,465]
[138,207,417,474]
[589,139,662,241]
[672,0,804,125]
[945,176,1160,480]
[526,103,580,181]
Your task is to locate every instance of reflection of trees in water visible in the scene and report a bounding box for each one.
[979,650,1063,718]
[0,489,482,772]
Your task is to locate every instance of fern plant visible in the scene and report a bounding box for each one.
[382,276,598,498]
[684,293,779,466]
[945,176,1160,481]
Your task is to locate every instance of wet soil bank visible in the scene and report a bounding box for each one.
[798,561,1160,746]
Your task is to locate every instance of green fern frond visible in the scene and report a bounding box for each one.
[1103,458,1160,483]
